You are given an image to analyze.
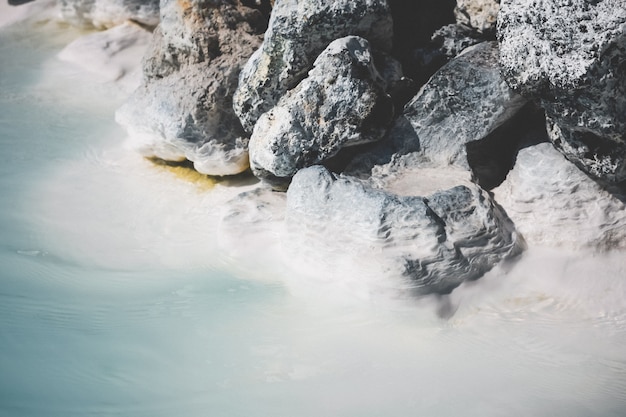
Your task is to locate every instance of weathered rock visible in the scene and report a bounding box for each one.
[430,23,484,59]
[116,0,266,176]
[248,36,394,189]
[454,0,500,34]
[232,0,393,133]
[493,142,626,250]
[286,165,521,295]
[397,41,526,169]
[59,0,159,28]
[497,0,626,183]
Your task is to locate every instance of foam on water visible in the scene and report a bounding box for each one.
[1,14,625,417]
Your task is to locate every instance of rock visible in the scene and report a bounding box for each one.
[493,142,626,250]
[232,0,393,133]
[248,36,394,189]
[497,0,626,183]
[454,0,500,34]
[116,0,266,176]
[58,21,153,91]
[59,0,159,29]
[397,41,526,169]
[286,165,521,295]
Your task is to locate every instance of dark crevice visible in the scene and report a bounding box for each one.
[466,104,548,190]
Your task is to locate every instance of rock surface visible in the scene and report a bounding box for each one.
[58,21,152,91]
[248,36,394,189]
[498,0,626,182]
[116,0,266,175]
[454,0,499,34]
[232,0,393,133]
[286,165,521,295]
[494,142,626,250]
[59,0,159,28]
[395,41,526,169]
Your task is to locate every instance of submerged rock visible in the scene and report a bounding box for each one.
[116,0,266,176]
[286,165,521,295]
[395,41,526,169]
[498,0,626,182]
[59,0,159,28]
[248,36,394,189]
[232,0,393,133]
[494,142,626,250]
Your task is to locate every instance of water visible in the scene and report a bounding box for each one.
[1,18,626,417]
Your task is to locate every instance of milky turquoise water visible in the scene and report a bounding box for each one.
[1,19,626,417]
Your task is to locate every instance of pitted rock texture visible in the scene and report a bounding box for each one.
[232,0,393,134]
[116,0,265,176]
[248,36,394,189]
[454,0,499,34]
[498,0,626,182]
[60,0,159,28]
[398,41,526,168]
[286,165,521,295]
[494,142,626,250]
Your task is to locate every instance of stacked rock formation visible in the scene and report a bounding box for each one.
[108,0,626,295]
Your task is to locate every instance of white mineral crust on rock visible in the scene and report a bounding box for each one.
[285,165,522,295]
[493,142,626,250]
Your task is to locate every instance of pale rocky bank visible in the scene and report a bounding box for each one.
[6,0,626,296]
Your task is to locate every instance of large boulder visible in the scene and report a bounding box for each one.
[116,0,266,176]
[232,0,393,134]
[285,165,521,295]
[494,142,626,250]
[394,41,526,169]
[248,36,394,189]
[59,0,159,28]
[497,0,626,183]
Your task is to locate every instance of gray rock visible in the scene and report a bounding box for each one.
[430,23,485,59]
[232,0,393,133]
[497,0,626,182]
[60,0,159,28]
[248,36,394,189]
[399,41,526,169]
[116,0,265,176]
[493,142,626,250]
[286,165,521,295]
[454,0,500,34]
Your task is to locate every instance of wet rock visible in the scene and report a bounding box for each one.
[116,0,265,176]
[397,41,526,169]
[494,142,626,250]
[59,0,159,28]
[497,0,626,183]
[454,0,500,34]
[232,0,393,133]
[286,165,521,295]
[248,36,394,189]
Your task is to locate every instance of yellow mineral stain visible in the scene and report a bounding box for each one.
[147,157,217,190]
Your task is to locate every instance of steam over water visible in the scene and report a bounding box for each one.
[1,20,626,417]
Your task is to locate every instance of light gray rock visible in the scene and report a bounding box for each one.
[248,36,394,189]
[286,165,521,295]
[232,0,393,133]
[430,23,485,59]
[60,0,159,28]
[399,41,526,169]
[116,0,265,176]
[497,0,626,182]
[493,142,626,250]
[454,0,499,34]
